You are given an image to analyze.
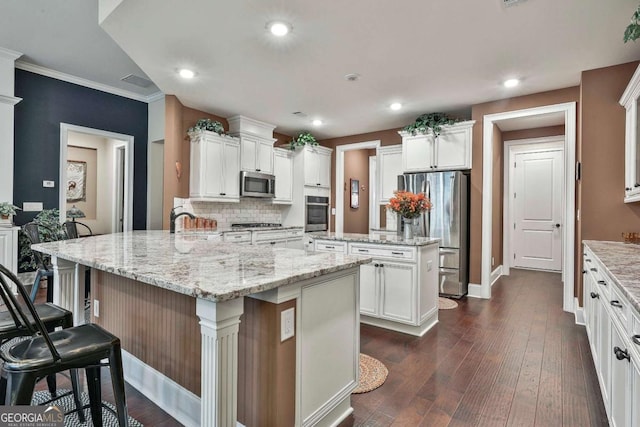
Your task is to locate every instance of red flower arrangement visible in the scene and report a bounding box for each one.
[386,191,432,219]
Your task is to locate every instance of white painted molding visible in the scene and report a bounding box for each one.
[15,61,163,103]
[0,95,21,106]
[620,63,640,107]
[467,283,488,299]
[491,265,503,287]
[574,298,585,325]
[0,47,22,61]
[121,350,200,427]
[146,91,166,103]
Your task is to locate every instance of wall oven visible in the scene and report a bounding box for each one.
[240,171,275,198]
[305,196,329,231]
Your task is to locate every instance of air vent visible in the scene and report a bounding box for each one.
[292,111,308,117]
[503,0,527,7]
[121,74,153,88]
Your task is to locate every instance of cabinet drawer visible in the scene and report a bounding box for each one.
[223,231,251,243]
[349,244,416,262]
[314,240,347,253]
[254,230,289,242]
[609,284,629,331]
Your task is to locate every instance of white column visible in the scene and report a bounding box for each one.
[52,256,86,325]
[0,47,22,203]
[196,297,244,427]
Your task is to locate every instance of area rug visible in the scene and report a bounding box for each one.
[438,297,458,310]
[32,389,143,426]
[352,353,388,394]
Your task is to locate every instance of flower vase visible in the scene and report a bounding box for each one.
[0,214,11,227]
[402,217,415,240]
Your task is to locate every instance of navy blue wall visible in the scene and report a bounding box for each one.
[14,70,148,229]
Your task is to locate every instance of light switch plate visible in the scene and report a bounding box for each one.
[22,202,43,212]
[42,180,55,188]
[281,307,295,342]
[331,208,336,215]
[93,300,100,318]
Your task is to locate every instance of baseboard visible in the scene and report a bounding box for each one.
[574,297,585,325]
[467,283,487,299]
[491,265,503,287]
[122,350,200,427]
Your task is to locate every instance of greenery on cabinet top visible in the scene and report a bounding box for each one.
[187,118,227,137]
[402,113,461,137]
[288,131,319,150]
[624,5,640,43]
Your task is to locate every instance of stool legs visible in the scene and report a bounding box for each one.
[70,369,86,423]
[5,372,37,405]
[85,366,103,427]
[109,344,129,426]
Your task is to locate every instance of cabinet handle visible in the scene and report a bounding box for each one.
[391,251,404,255]
[597,280,607,286]
[270,241,276,245]
[324,245,335,249]
[433,165,437,168]
[317,183,321,186]
[610,300,623,308]
[635,183,640,188]
[357,249,369,253]
[585,259,592,263]
[633,335,640,346]
[590,292,600,299]
[614,346,631,362]
[626,187,633,191]
[379,263,384,268]
[220,193,226,196]
[374,263,380,267]
[590,268,597,272]
[582,270,587,274]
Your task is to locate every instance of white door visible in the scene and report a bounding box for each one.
[512,149,563,271]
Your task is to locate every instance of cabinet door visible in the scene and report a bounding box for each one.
[359,263,378,316]
[317,151,331,188]
[378,146,403,203]
[203,137,225,197]
[379,262,416,323]
[241,136,258,172]
[434,126,471,170]
[304,148,320,187]
[610,323,629,427]
[273,150,293,203]
[223,141,241,197]
[403,134,434,172]
[257,140,274,174]
[286,238,304,250]
[597,297,612,409]
[586,272,599,359]
[631,357,640,427]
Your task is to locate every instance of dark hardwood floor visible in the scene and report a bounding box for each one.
[32,268,607,426]
[341,269,608,427]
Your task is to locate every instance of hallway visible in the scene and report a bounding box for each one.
[343,269,608,426]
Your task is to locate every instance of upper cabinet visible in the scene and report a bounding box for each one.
[400,120,475,172]
[228,115,277,175]
[377,145,403,204]
[273,148,293,204]
[189,131,241,202]
[303,145,332,188]
[619,64,640,203]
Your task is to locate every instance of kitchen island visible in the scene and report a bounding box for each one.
[311,232,440,336]
[33,231,371,427]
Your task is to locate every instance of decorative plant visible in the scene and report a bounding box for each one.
[0,202,20,217]
[288,131,319,150]
[386,191,432,219]
[402,112,459,136]
[187,118,226,136]
[18,208,66,272]
[624,5,640,43]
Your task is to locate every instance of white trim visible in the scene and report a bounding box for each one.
[112,143,127,232]
[335,140,381,233]
[482,102,576,312]
[0,95,21,106]
[59,123,134,231]
[574,297,585,325]
[16,61,163,103]
[121,350,200,427]
[503,137,565,276]
[491,265,503,286]
[0,47,22,60]
[619,63,640,106]
[467,283,485,299]
[369,156,378,230]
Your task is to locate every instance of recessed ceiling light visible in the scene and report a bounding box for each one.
[390,103,402,111]
[503,78,520,88]
[268,21,291,37]
[179,69,195,79]
[312,119,323,126]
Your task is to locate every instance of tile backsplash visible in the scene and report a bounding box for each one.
[174,197,283,230]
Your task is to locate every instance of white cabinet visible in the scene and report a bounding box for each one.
[273,148,293,204]
[619,64,640,203]
[189,131,241,202]
[303,146,332,188]
[0,227,18,275]
[314,239,438,336]
[377,145,403,203]
[239,135,275,174]
[400,120,475,172]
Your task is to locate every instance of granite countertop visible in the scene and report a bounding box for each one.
[583,240,640,314]
[32,231,371,302]
[178,225,304,235]
[312,231,440,247]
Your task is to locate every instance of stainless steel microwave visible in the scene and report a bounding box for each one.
[240,171,275,198]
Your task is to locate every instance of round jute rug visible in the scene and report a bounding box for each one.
[439,297,458,310]
[352,353,388,394]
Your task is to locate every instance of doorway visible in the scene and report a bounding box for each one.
[504,138,564,272]
[59,124,134,233]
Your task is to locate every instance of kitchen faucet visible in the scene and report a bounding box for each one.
[170,206,195,234]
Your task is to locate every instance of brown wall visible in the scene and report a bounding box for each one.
[343,150,370,233]
[470,86,580,284]
[162,96,291,228]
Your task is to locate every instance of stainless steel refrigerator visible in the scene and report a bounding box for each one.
[397,171,470,298]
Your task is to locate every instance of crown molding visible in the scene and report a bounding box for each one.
[15,60,164,104]
[0,95,21,106]
[0,47,22,61]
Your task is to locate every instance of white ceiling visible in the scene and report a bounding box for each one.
[2,0,640,138]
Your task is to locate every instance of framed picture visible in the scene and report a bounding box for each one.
[66,160,87,202]
[350,179,359,209]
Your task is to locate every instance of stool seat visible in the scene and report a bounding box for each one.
[0,303,72,341]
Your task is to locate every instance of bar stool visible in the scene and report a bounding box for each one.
[21,222,59,302]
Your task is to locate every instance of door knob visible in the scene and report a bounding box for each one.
[552,223,561,229]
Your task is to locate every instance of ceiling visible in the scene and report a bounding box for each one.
[2,1,640,138]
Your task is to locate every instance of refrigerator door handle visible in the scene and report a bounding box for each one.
[423,179,430,238]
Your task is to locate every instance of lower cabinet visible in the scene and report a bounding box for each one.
[0,227,19,275]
